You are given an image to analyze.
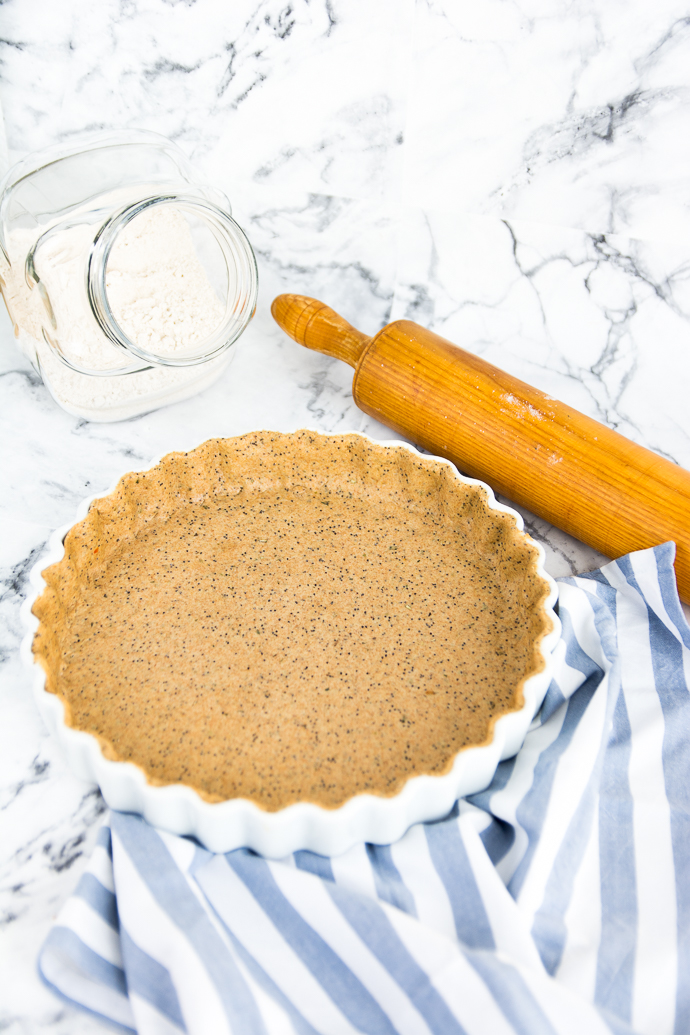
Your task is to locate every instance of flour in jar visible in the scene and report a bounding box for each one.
[2,204,228,420]
[104,206,225,356]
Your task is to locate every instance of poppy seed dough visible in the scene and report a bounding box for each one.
[32,431,551,810]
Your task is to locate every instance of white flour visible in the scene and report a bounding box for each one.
[105,206,225,356]
[2,204,228,420]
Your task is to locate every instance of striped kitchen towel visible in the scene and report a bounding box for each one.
[38,542,690,1035]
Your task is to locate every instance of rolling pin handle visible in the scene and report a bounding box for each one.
[271,294,370,368]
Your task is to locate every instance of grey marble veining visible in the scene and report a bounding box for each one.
[0,0,406,201]
[1,1,689,1031]
[390,210,690,467]
[403,0,690,239]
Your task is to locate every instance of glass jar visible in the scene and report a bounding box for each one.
[0,129,258,421]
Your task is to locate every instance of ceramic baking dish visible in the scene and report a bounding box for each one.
[20,430,560,857]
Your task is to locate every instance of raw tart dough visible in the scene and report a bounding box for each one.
[32,430,552,811]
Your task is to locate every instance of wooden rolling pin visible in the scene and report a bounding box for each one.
[271,293,690,604]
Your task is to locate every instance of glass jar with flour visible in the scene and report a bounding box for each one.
[0,130,258,421]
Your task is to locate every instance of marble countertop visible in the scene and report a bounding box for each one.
[1,1,689,1031]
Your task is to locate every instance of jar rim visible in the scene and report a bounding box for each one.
[87,192,258,369]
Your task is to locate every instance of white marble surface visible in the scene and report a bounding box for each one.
[1,1,689,1031]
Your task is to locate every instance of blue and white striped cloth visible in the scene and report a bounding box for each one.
[39,543,690,1035]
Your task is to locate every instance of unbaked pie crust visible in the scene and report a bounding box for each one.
[32,430,552,811]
